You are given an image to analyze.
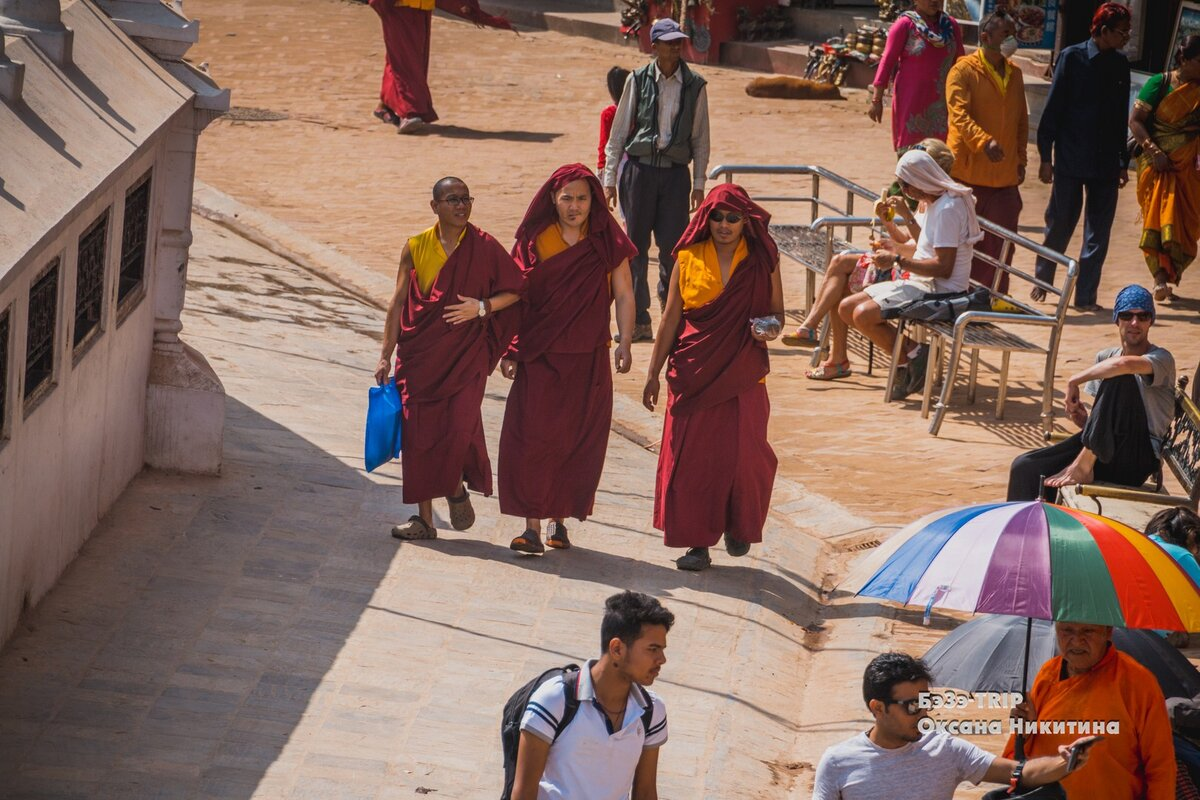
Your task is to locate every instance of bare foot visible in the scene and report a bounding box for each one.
[1044,460,1094,488]
[1030,287,1047,302]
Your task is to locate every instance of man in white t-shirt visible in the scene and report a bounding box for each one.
[513,591,671,800]
[812,652,1097,800]
[839,150,984,400]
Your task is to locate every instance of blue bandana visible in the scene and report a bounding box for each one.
[1112,284,1155,322]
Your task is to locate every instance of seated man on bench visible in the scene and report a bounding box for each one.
[1008,285,1176,500]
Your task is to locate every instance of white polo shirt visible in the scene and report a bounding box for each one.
[520,660,668,800]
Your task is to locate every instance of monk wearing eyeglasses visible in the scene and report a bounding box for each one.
[377,177,524,540]
[642,184,783,571]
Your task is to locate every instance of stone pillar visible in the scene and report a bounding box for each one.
[0,0,72,67]
[0,26,26,103]
[143,111,224,475]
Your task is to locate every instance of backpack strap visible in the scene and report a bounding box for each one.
[552,668,581,742]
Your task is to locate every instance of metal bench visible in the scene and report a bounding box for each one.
[882,218,1078,437]
[707,165,885,372]
[1062,376,1200,520]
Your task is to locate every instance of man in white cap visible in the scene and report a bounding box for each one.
[603,18,711,343]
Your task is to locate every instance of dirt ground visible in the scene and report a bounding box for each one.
[190,0,1197,530]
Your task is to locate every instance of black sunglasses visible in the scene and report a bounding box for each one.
[708,210,744,224]
[1117,311,1151,322]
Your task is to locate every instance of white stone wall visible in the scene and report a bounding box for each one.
[0,141,163,640]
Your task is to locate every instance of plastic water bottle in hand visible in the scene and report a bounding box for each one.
[751,316,781,340]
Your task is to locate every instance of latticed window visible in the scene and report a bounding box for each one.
[119,171,151,304]
[25,259,59,400]
[0,307,9,434]
[75,210,108,348]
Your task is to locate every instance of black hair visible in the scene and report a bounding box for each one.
[1178,34,1200,68]
[1146,506,1200,552]
[433,176,467,201]
[862,652,932,707]
[600,590,674,654]
[606,66,630,105]
[980,9,1012,35]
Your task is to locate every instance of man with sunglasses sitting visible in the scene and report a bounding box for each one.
[812,652,1094,799]
[1007,284,1175,500]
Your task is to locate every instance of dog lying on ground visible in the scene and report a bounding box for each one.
[745,76,844,100]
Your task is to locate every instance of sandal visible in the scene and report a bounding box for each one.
[510,529,545,555]
[805,361,852,381]
[391,515,436,540]
[447,488,475,532]
[782,326,820,347]
[373,106,400,126]
[546,522,571,550]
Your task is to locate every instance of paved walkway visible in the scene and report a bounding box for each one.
[0,216,861,798]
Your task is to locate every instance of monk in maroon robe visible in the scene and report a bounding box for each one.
[368,0,512,133]
[642,184,783,571]
[499,164,638,554]
[376,177,524,539]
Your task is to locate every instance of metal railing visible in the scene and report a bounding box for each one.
[707,163,1081,435]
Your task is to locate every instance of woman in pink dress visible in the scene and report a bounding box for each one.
[869,0,965,153]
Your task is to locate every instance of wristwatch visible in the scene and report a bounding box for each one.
[1007,761,1025,795]
[477,299,487,318]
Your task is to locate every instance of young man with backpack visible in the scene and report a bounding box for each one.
[504,590,673,800]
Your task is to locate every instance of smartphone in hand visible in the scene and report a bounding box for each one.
[1066,735,1104,772]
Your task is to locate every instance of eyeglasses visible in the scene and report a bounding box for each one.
[887,697,924,716]
[1117,311,1151,322]
[440,195,474,206]
[708,210,744,224]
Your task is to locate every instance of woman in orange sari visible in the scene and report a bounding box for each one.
[1131,34,1200,300]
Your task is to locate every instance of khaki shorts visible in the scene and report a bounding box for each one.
[863,280,928,312]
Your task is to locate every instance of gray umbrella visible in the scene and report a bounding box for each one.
[923,615,1200,701]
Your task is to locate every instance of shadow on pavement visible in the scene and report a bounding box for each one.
[425,124,564,142]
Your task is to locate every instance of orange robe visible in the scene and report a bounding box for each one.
[1003,647,1175,800]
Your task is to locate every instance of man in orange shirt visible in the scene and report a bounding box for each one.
[1005,621,1176,800]
[945,9,1027,294]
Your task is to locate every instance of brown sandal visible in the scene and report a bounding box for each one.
[391,515,436,540]
[509,529,545,555]
[447,489,475,531]
[546,522,571,550]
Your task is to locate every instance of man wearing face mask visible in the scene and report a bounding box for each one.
[945,9,1027,295]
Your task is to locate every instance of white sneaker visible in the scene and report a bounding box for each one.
[397,117,426,135]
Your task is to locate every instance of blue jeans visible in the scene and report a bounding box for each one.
[1033,174,1120,307]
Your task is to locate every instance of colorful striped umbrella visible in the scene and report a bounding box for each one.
[840,501,1200,631]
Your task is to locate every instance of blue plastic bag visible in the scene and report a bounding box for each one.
[364,380,403,473]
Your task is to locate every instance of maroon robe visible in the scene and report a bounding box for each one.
[654,184,779,548]
[368,0,511,123]
[499,164,637,520]
[395,224,524,504]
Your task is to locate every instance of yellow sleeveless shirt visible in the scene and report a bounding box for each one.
[407,224,465,294]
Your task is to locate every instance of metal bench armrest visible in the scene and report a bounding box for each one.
[1076,483,1194,507]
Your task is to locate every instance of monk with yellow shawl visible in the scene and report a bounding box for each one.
[1004,621,1175,800]
[642,184,783,572]
[1130,34,1200,300]
[376,177,524,540]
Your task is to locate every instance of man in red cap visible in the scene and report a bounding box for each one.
[642,184,783,571]
[602,18,711,343]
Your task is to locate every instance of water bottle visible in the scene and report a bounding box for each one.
[751,316,781,340]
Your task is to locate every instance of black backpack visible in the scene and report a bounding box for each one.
[499,664,655,800]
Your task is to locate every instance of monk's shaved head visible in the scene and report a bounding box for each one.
[433,176,468,201]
